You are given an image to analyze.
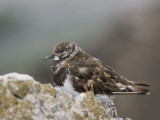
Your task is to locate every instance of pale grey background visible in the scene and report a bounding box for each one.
[0,0,159,119]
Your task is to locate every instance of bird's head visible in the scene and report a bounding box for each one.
[43,42,78,61]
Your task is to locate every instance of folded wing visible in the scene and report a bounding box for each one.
[68,63,149,95]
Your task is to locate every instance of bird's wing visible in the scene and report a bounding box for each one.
[68,62,149,95]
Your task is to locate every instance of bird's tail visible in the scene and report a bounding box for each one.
[131,81,150,87]
[113,87,150,95]
[113,80,150,95]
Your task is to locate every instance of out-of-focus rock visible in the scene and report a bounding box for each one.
[0,73,130,120]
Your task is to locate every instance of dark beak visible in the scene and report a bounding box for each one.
[43,54,55,60]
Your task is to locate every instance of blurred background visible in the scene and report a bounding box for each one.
[0,0,159,119]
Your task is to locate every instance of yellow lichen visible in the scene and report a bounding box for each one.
[82,91,106,120]
[73,112,83,120]
[8,81,29,99]
[43,84,57,97]
[34,83,41,93]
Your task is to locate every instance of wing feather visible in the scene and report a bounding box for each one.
[68,61,149,95]
[68,62,122,95]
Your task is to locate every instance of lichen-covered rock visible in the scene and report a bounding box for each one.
[0,73,130,120]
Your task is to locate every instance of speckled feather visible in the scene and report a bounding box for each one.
[44,42,150,95]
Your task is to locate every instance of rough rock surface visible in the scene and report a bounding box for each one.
[0,73,130,120]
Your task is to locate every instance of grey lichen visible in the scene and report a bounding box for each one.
[0,73,130,120]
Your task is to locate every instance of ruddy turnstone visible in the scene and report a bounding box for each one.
[43,42,150,100]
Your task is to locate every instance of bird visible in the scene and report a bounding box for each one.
[43,42,150,100]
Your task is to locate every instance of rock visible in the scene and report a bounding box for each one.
[0,73,130,120]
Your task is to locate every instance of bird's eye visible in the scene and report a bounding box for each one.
[60,49,64,52]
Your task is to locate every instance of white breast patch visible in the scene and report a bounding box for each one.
[58,74,79,97]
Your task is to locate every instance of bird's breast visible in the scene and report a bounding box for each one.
[51,61,69,86]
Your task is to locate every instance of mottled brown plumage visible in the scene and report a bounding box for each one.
[44,42,150,95]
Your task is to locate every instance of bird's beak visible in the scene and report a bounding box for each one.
[43,54,55,60]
